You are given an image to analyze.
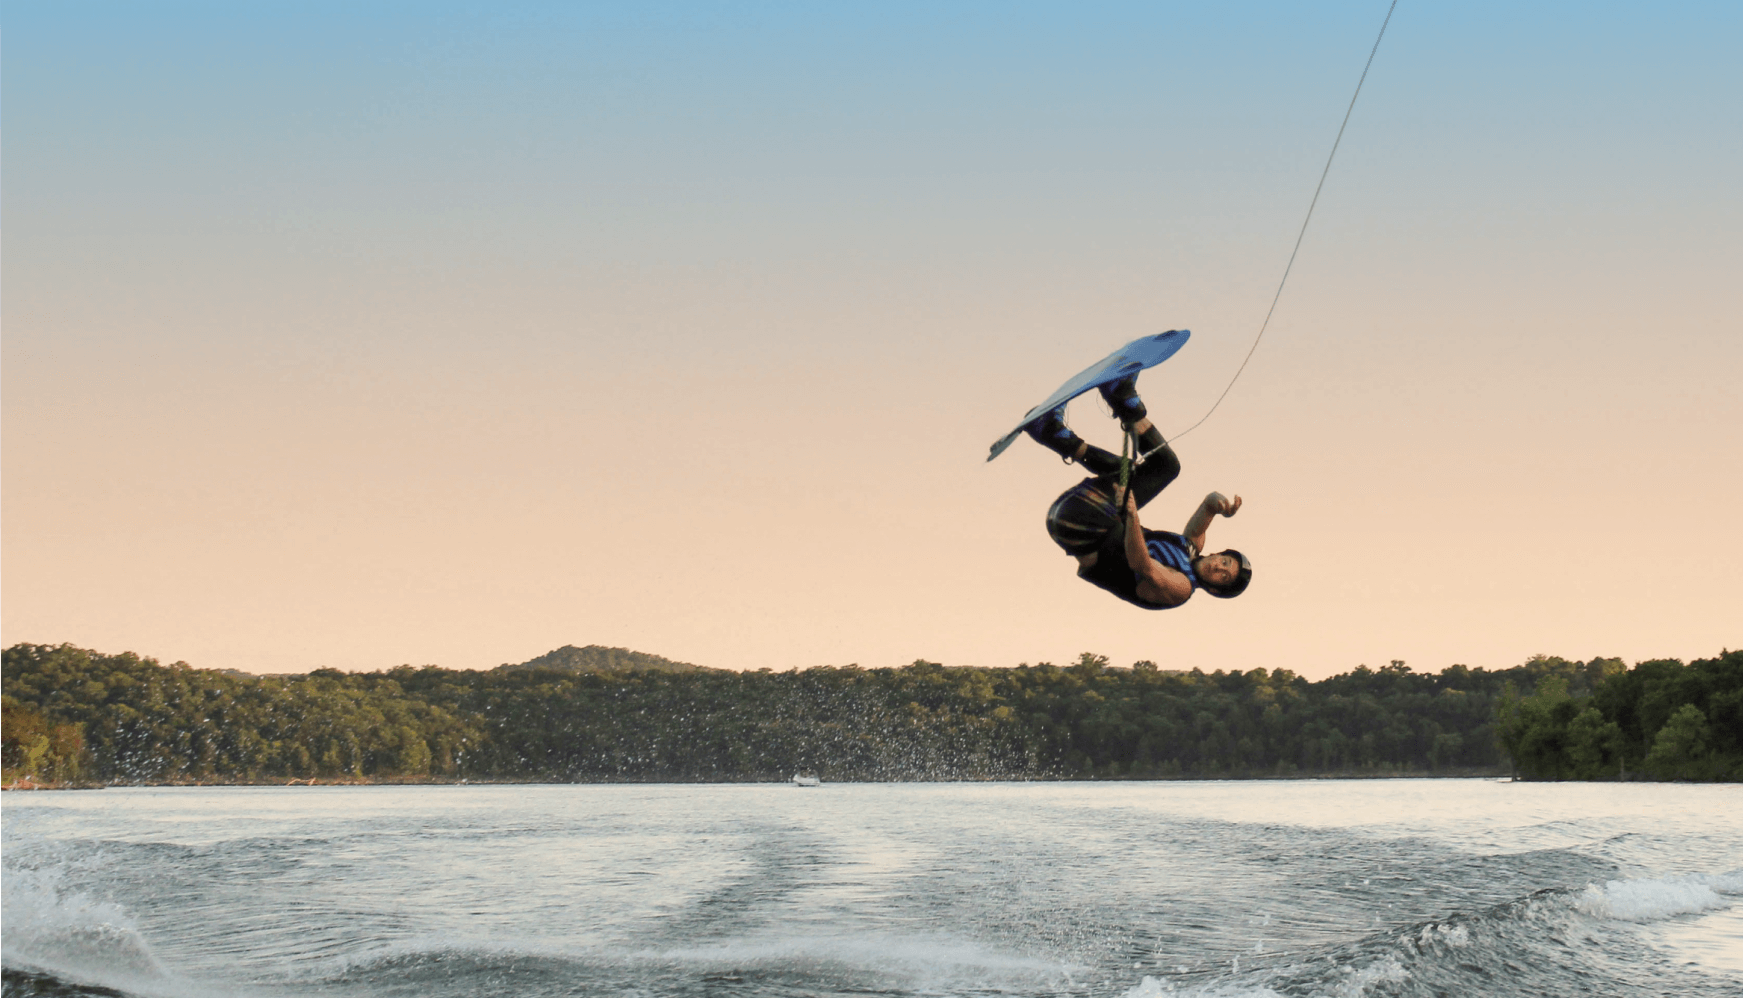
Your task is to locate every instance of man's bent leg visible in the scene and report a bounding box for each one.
[1027,405,1121,475]
[1046,477,1122,557]
[1099,374,1177,507]
[1101,376,1168,456]
[1129,437,1181,508]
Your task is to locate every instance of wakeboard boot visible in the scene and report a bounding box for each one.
[1098,374,1167,455]
[1026,405,1121,475]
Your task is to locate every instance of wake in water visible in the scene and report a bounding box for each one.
[10,874,1741,998]
[4,782,1739,998]
[1149,875,1743,998]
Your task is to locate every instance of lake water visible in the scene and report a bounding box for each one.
[3,780,1740,997]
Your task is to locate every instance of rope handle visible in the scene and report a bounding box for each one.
[1115,425,1136,513]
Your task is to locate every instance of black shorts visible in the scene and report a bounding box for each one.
[1044,446,1181,556]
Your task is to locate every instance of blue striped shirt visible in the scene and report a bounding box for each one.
[1145,532,1200,589]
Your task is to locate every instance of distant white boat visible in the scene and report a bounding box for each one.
[792,773,820,787]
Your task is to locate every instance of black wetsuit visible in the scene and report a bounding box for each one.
[1043,443,1192,609]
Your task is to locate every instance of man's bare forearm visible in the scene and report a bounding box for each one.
[1123,501,1151,572]
[1183,502,1216,551]
[1184,491,1241,552]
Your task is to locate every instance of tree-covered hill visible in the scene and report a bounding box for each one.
[498,644,709,675]
[3,643,1736,785]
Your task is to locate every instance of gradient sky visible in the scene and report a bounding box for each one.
[5,1,1739,679]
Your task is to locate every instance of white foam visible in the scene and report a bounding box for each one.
[1331,956,1410,997]
[311,929,1084,994]
[1415,921,1471,949]
[1,865,172,989]
[1576,871,1743,922]
[1121,954,1410,998]
[640,930,1085,989]
[1122,974,1284,998]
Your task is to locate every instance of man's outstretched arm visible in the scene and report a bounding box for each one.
[1183,492,1242,553]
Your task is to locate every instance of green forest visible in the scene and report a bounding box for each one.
[3,643,1738,786]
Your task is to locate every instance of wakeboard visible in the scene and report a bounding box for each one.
[986,329,1190,462]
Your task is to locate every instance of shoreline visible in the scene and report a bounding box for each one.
[6,769,1518,791]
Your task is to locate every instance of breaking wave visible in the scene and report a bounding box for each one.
[2,866,177,998]
[1124,871,1743,998]
[1576,871,1743,922]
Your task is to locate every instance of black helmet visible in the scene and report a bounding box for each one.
[1202,549,1252,599]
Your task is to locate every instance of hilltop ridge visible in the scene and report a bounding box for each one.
[496,644,708,675]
